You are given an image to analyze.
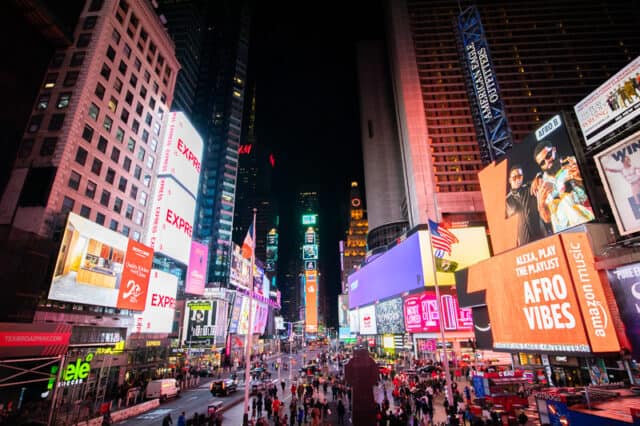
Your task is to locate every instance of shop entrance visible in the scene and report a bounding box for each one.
[552,366,582,387]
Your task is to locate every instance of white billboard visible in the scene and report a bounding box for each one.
[134,269,178,333]
[158,112,204,197]
[349,309,359,333]
[595,130,640,235]
[358,304,377,335]
[146,177,196,265]
[575,56,640,147]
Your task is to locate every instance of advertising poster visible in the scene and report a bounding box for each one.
[303,244,318,260]
[479,114,594,255]
[183,300,217,344]
[229,244,251,289]
[49,212,153,309]
[134,269,178,333]
[607,262,640,360]
[228,294,244,334]
[158,112,204,196]
[236,297,268,335]
[0,323,72,358]
[349,309,359,333]
[338,294,349,327]
[595,131,640,235]
[358,305,377,335]
[403,289,473,333]
[146,177,197,265]
[575,56,640,147]
[305,271,318,333]
[463,233,619,353]
[375,298,405,334]
[185,241,208,296]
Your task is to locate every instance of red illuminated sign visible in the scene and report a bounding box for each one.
[166,209,193,237]
[239,144,252,155]
[177,138,201,172]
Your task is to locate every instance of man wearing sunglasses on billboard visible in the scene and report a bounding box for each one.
[506,164,548,245]
[531,140,594,233]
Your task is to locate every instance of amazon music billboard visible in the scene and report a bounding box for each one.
[49,212,153,310]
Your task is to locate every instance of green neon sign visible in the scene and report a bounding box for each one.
[302,214,317,225]
[51,353,94,388]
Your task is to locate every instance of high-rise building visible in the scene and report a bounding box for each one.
[356,41,409,250]
[385,0,640,225]
[341,182,368,293]
[0,0,179,242]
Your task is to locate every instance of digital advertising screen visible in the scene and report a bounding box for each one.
[349,309,359,333]
[146,177,197,265]
[305,270,318,333]
[229,243,251,290]
[158,112,204,197]
[479,114,594,255]
[185,241,208,296]
[607,263,640,360]
[459,233,619,353]
[375,298,405,334]
[183,300,217,344]
[49,212,153,310]
[595,131,640,236]
[358,305,377,335]
[302,244,318,260]
[134,269,178,333]
[575,56,640,147]
[338,294,349,327]
[403,288,473,334]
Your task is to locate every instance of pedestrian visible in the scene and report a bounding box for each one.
[162,413,173,426]
[297,406,304,426]
[177,411,186,426]
[102,409,112,426]
[281,379,286,393]
[518,410,528,425]
[337,399,345,425]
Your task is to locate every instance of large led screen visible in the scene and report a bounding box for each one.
[607,263,640,360]
[134,269,178,333]
[185,241,208,295]
[183,300,217,344]
[235,295,268,335]
[358,305,377,335]
[146,177,196,265]
[49,212,153,310]
[479,114,594,255]
[305,271,318,333]
[375,298,405,334]
[338,294,349,327]
[594,131,640,236]
[575,56,640,147]
[348,228,490,309]
[403,289,472,333]
[229,244,251,289]
[349,309,359,333]
[461,233,619,353]
[158,112,204,196]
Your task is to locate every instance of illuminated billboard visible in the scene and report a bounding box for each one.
[375,298,405,335]
[338,294,349,327]
[349,309,359,333]
[575,56,640,147]
[146,177,197,265]
[594,131,640,235]
[183,299,228,344]
[348,227,490,309]
[460,233,619,353]
[302,214,317,225]
[305,270,318,333]
[607,263,640,360]
[158,112,204,197]
[302,244,318,260]
[479,114,594,255]
[185,241,208,295]
[358,305,377,335]
[229,243,251,290]
[134,269,178,333]
[235,295,268,335]
[49,212,153,310]
[403,288,472,333]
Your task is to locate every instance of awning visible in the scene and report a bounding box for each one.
[490,377,529,385]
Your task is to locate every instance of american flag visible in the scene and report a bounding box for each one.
[428,220,459,257]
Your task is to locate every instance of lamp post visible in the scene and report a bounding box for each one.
[242,209,257,426]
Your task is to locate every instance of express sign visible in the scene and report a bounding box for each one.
[134,269,179,334]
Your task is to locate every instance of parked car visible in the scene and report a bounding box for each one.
[210,378,237,396]
[250,379,271,395]
[145,378,180,401]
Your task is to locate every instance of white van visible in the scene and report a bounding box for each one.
[145,378,180,401]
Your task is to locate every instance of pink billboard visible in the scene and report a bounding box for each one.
[403,288,473,333]
[185,241,208,295]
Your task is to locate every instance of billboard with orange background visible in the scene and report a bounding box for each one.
[305,271,318,333]
[465,233,619,353]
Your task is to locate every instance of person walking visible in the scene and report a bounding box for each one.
[177,411,186,426]
[337,399,346,425]
[162,413,173,426]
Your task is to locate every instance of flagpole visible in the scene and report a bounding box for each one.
[242,208,257,426]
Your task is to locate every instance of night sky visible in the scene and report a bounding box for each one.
[253,1,384,326]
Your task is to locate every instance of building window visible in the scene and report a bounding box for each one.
[160,93,166,104]
[123,157,132,172]
[120,108,129,124]
[129,74,137,88]
[36,93,49,110]
[150,138,158,152]
[28,115,43,133]
[97,136,108,153]
[125,204,134,220]
[149,97,156,109]
[133,210,143,225]
[105,168,115,184]
[158,108,164,120]
[143,71,150,83]
[118,176,127,192]
[134,165,141,180]
[140,86,147,99]
[80,205,91,218]
[125,91,133,105]
[70,51,85,67]
[152,122,161,136]
[114,77,123,93]
[145,155,154,169]
[61,196,75,214]
[103,116,113,133]
[100,189,110,206]
[137,147,145,161]
[77,33,91,48]
[51,53,65,68]
[57,92,72,109]
[111,147,120,163]
[82,124,94,142]
[91,158,103,175]
[124,44,131,58]
[142,174,150,187]
[130,185,137,200]
[106,45,116,62]
[88,0,104,12]
[127,137,135,152]
[141,129,149,143]
[118,60,127,75]
[115,127,125,143]
[18,139,34,158]
[40,137,58,156]
[109,219,118,231]
[121,225,130,236]
[85,180,96,198]
[139,191,147,206]
[112,29,121,45]
[96,212,105,225]
[134,58,141,71]
[75,147,88,165]
[94,83,105,100]
[88,103,99,121]
[131,119,139,134]
[132,231,140,241]
[48,114,65,131]
[113,197,122,213]
[68,170,81,190]
[44,73,58,88]
[100,64,111,81]
[107,97,117,112]
[135,102,143,116]
[83,15,98,30]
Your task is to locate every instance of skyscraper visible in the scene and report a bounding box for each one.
[341,182,367,293]
[385,0,640,225]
